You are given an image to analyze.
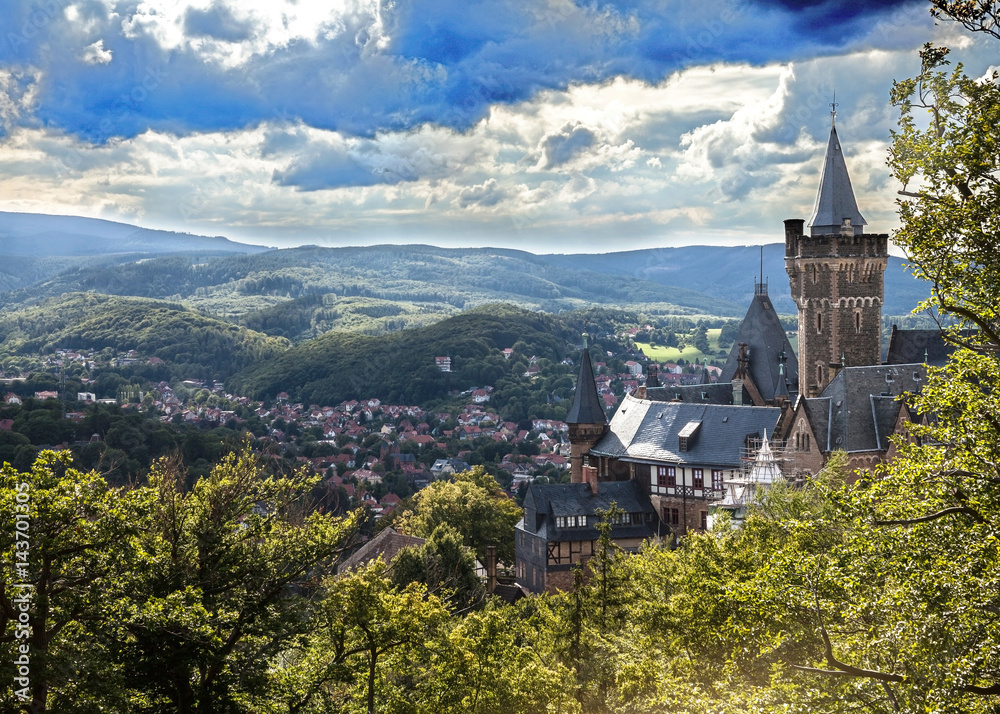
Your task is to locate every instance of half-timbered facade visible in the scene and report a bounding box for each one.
[588,396,783,536]
[515,477,659,594]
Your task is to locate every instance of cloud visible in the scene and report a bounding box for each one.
[81,40,113,65]
[456,178,506,209]
[0,68,40,134]
[0,0,941,146]
[268,124,489,191]
[539,124,598,169]
[184,4,256,42]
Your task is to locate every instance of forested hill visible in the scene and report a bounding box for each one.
[543,244,928,316]
[0,211,267,293]
[227,303,576,406]
[0,293,288,381]
[1,240,929,331]
[2,244,747,320]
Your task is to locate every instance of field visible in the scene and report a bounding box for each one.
[633,328,726,365]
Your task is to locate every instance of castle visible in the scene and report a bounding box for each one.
[515,116,940,594]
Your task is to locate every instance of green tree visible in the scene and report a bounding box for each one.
[396,467,522,564]
[390,524,484,611]
[272,563,447,714]
[106,449,362,712]
[0,451,142,713]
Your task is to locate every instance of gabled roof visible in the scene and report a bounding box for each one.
[591,394,782,468]
[521,480,659,542]
[884,327,956,367]
[808,124,867,236]
[719,289,798,402]
[802,363,925,453]
[647,382,741,405]
[567,347,607,425]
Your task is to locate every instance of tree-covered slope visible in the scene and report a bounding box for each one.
[239,295,457,341]
[0,293,289,380]
[542,244,929,317]
[4,244,747,320]
[227,303,575,405]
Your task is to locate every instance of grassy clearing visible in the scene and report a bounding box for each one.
[635,328,728,365]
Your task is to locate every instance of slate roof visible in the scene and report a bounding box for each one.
[646,383,742,405]
[719,289,799,402]
[809,123,867,236]
[885,327,956,367]
[803,363,925,453]
[521,479,659,542]
[590,393,782,468]
[567,347,607,425]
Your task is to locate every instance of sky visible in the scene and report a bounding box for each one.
[0,0,995,253]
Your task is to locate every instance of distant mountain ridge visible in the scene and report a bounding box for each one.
[0,211,268,256]
[0,212,930,321]
[543,245,927,317]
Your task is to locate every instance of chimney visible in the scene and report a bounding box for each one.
[582,464,598,493]
[732,379,743,406]
[485,544,497,595]
[647,363,660,388]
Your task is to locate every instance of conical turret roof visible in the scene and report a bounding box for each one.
[567,346,606,425]
[720,288,798,402]
[808,124,867,236]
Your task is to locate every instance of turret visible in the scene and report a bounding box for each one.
[566,334,608,483]
[785,116,887,395]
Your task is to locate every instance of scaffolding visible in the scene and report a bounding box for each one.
[713,434,796,516]
[739,435,795,484]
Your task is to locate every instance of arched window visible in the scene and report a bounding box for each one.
[811,265,818,283]
[816,364,823,386]
[816,313,823,333]
[855,311,861,333]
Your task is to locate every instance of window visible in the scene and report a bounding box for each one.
[855,310,861,333]
[816,312,823,333]
[816,364,824,386]
[712,469,724,491]
[700,511,708,530]
[693,468,704,489]
[663,507,680,526]
[657,465,676,487]
[556,515,587,529]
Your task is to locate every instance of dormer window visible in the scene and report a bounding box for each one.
[678,421,702,452]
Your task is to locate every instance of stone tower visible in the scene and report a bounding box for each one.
[566,336,607,483]
[785,118,888,396]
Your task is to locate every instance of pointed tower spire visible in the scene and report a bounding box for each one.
[808,119,867,236]
[774,350,790,405]
[567,336,605,425]
[567,334,609,484]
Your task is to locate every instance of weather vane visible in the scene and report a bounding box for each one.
[830,91,838,126]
